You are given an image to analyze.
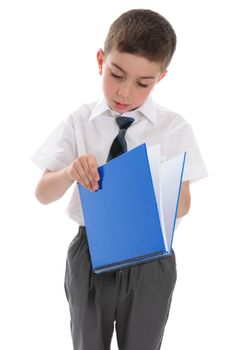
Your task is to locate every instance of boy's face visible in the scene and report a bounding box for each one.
[97,49,167,113]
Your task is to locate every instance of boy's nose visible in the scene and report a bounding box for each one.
[117,82,132,99]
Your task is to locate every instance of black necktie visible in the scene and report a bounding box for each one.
[107,116,135,162]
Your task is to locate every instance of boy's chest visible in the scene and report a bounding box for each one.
[77,119,170,165]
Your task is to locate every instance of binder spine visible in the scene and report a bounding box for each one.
[135,250,166,262]
[94,250,168,274]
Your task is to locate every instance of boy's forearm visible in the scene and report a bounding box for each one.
[176,181,191,218]
[35,154,100,204]
[35,167,74,204]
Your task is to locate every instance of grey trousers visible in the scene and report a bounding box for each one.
[64,226,177,350]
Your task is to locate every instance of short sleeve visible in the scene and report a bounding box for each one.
[31,114,78,171]
[182,124,208,184]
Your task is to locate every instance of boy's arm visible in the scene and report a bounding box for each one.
[35,155,100,204]
[177,181,191,218]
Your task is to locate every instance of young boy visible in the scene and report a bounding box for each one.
[32,9,208,350]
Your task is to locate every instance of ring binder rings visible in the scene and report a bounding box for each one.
[78,143,186,274]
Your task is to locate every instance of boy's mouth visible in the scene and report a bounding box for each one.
[113,100,130,110]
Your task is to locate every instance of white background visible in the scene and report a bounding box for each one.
[1,0,232,349]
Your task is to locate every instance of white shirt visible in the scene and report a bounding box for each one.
[31,96,208,225]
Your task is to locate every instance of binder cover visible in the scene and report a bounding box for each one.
[78,143,186,274]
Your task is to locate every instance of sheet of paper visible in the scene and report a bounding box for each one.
[147,144,168,251]
[160,153,185,252]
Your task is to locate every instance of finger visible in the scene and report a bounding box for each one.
[81,157,99,191]
[84,158,97,185]
[74,161,93,191]
[87,156,100,189]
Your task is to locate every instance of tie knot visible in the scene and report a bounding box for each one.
[116,116,135,130]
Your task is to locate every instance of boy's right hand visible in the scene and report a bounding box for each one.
[66,155,100,192]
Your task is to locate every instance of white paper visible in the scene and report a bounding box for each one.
[147,144,168,251]
[160,153,185,251]
[147,144,185,252]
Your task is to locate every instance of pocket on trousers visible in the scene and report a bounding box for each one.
[64,274,69,301]
[64,233,81,299]
[151,250,177,299]
[165,250,177,290]
[67,232,81,261]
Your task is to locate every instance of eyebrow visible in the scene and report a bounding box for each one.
[111,62,156,80]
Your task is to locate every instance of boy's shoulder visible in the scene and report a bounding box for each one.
[154,102,185,121]
[69,101,98,119]
[67,100,109,127]
[151,102,188,130]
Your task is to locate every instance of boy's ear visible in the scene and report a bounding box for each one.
[155,70,168,84]
[97,49,104,75]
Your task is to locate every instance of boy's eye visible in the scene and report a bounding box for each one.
[138,82,148,88]
[111,72,148,88]
[111,72,124,79]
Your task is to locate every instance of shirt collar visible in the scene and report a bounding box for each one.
[136,96,157,124]
[88,95,157,124]
[88,98,110,121]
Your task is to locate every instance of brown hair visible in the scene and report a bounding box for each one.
[104,9,176,69]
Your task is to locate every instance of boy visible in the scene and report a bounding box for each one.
[32,9,208,350]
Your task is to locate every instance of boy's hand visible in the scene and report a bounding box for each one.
[66,155,100,192]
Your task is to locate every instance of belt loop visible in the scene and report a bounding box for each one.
[79,225,87,242]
